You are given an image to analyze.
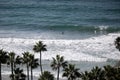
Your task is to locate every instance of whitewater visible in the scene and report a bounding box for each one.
[0,33,120,62]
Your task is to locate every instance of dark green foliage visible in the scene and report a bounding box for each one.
[15,56,23,65]
[10,68,26,80]
[115,37,120,51]
[114,37,120,67]
[29,54,39,80]
[80,65,120,80]
[8,52,23,80]
[0,49,9,80]
[22,52,39,80]
[8,52,22,68]
[29,54,39,69]
[63,64,81,80]
[33,41,47,53]
[90,66,105,80]
[8,52,16,80]
[22,52,31,64]
[33,41,47,74]
[104,65,120,80]
[81,71,90,80]
[38,71,54,80]
[0,49,9,64]
[51,55,68,70]
[22,52,31,80]
[51,55,67,80]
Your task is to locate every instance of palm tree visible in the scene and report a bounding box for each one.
[8,52,23,80]
[51,55,67,80]
[33,41,47,74]
[38,71,54,80]
[0,49,9,80]
[104,65,120,80]
[11,68,26,80]
[15,55,23,66]
[22,52,30,80]
[115,37,120,67]
[90,66,105,80]
[115,37,120,51]
[80,71,90,80]
[81,66,105,80]
[8,52,16,80]
[7,52,22,80]
[29,54,39,80]
[80,65,120,80]
[62,64,81,80]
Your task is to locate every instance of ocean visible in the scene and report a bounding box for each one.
[0,0,120,79]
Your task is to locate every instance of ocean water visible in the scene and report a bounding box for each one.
[0,0,120,39]
[0,0,120,79]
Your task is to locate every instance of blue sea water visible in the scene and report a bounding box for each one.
[0,0,120,39]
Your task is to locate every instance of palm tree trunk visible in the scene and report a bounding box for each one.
[0,62,2,80]
[31,67,33,80]
[39,51,43,74]
[27,64,29,80]
[11,62,14,80]
[57,67,60,80]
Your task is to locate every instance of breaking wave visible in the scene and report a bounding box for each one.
[0,33,120,62]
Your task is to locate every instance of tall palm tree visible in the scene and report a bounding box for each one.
[38,71,54,80]
[51,55,67,80]
[33,41,47,74]
[0,49,9,80]
[22,52,30,80]
[8,52,23,80]
[29,54,39,80]
[115,37,120,51]
[8,52,16,80]
[62,64,81,80]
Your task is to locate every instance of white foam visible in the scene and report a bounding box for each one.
[0,33,120,62]
[98,25,109,31]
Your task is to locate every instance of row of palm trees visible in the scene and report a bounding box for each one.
[0,50,39,80]
[0,41,46,80]
[0,37,120,80]
[22,52,39,80]
[81,65,120,80]
[0,49,79,80]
